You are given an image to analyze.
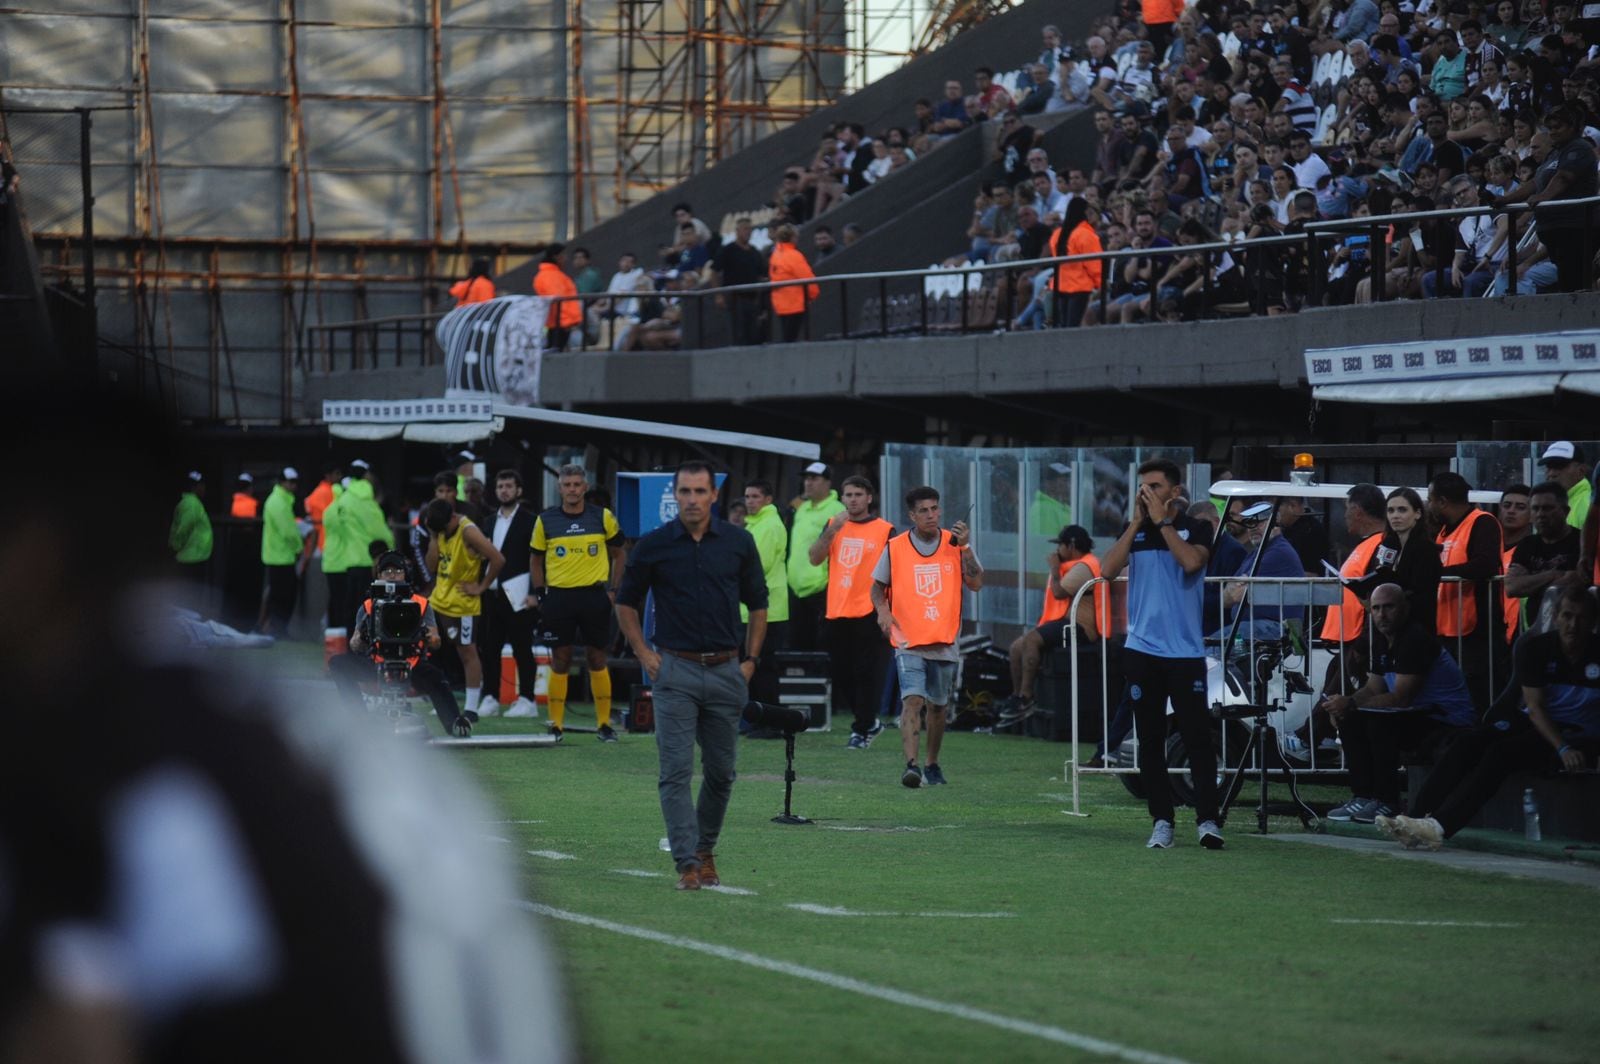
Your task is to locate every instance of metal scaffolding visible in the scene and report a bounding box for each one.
[2,0,1007,420]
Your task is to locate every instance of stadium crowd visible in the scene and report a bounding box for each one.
[445,0,1600,342]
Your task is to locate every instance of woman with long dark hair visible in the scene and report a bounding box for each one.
[1351,486,1440,633]
[1050,196,1102,327]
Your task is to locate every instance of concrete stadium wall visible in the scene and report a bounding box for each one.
[302,290,1600,417]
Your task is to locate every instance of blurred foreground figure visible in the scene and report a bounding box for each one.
[0,386,572,1064]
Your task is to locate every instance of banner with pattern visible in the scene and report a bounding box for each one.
[436,295,549,407]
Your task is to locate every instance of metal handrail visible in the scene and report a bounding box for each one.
[303,194,1600,362]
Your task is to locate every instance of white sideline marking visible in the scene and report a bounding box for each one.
[1330,918,1522,929]
[611,869,665,878]
[1038,793,1074,801]
[703,885,757,896]
[478,835,513,844]
[483,819,546,825]
[787,903,1013,918]
[819,824,958,833]
[520,903,1190,1064]
[526,850,577,861]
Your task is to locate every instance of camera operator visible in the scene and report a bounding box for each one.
[328,552,472,736]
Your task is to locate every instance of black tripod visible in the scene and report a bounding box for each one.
[772,731,813,825]
[1216,699,1318,833]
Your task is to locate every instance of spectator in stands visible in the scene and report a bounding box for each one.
[766,223,818,343]
[836,123,875,194]
[1506,482,1583,631]
[1383,588,1600,849]
[534,243,583,351]
[1461,21,1506,88]
[974,67,1014,114]
[997,112,1041,182]
[1086,36,1120,110]
[1017,63,1057,115]
[1053,48,1092,111]
[1488,0,1529,51]
[587,251,644,345]
[1421,176,1498,297]
[1092,110,1129,189]
[1113,40,1161,112]
[1049,197,1103,327]
[1337,0,1382,45]
[930,79,970,142]
[1287,129,1331,187]
[669,222,712,277]
[812,225,839,264]
[670,202,713,247]
[1119,107,1162,180]
[568,247,603,296]
[803,152,846,215]
[773,168,812,224]
[709,217,767,347]
[1539,441,1592,529]
[1032,171,1069,220]
[1494,104,1599,291]
[841,221,863,247]
[1429,30,1469,99]
[1156,123,1206,205]
[1323,583,1476,823]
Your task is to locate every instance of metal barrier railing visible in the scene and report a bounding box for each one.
[1059,571,1512,818]
[303,194,1600,363]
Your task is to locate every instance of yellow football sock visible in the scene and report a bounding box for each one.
[547,671,569,728]
[590,668,613,728]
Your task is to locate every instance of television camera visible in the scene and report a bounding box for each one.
[364,579,426,685]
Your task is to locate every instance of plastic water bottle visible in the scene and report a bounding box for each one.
[1523,788,1541,842]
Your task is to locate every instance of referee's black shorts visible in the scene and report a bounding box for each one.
[538,584,612,648]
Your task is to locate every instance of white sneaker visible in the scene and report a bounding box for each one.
[1146,820,1174,849]
[504,697,538,718]
[476,698,502,718]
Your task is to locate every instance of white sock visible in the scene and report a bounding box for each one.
[466,685,481,713]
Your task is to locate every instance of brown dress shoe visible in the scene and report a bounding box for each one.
[695,852,719,887]
[675,866,701,891]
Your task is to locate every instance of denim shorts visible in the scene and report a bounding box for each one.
[894,652,958,707]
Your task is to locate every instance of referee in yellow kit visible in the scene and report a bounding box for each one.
[527,464,627,741]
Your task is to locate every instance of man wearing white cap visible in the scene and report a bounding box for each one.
[260,467,304,636]
[170,471,212,579]
[786,461,845,650]
[322,459,395,630]
[1539,442,1591,531]
[230,473,259,519]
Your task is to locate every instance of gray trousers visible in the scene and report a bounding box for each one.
[654,655,747,870]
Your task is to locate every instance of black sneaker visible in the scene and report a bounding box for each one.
[598,724,618,743]
[923,763,948,786]
[901,761,923,788]
[548,724,564,742]
[450,716,472,738]
[995,696,1036,723]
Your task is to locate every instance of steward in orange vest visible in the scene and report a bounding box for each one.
[766,224,820,343]
[809,474,896,745]
[870,486,984,787]
[533,245,583,347]
[1428,472,1507,713]
[230,473,259,519]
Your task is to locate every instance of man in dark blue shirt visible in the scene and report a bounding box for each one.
[1101,458,1223,850]
[616,461,768,891]
[1322,583,1474,825]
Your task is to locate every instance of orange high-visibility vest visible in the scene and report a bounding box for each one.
[534,263,583,328]
[826,517,894,620]
[1038,553,1109,637]
[306,480,336,550]
[1436,508,1500,638]
[1052,221,1103,294]
[885,532,965,647]
[1142,0,1182,25]
[1320,532,1383,642]
[450,276,496,306]
[231,492,259,519]
[1502,545,1520,642]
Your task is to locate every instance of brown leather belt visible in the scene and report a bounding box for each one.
[662,648,740,665]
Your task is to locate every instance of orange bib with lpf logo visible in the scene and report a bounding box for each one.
[886,531,964,647]
[827,517,894,620]
[1436,508,1499,638]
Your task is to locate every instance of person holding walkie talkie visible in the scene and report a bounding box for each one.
[871,486,984,789]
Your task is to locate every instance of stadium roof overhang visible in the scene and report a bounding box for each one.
[1304,330,1599,405]
[320,397,821,461]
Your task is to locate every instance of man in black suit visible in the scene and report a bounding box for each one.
[477,468,540,718]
